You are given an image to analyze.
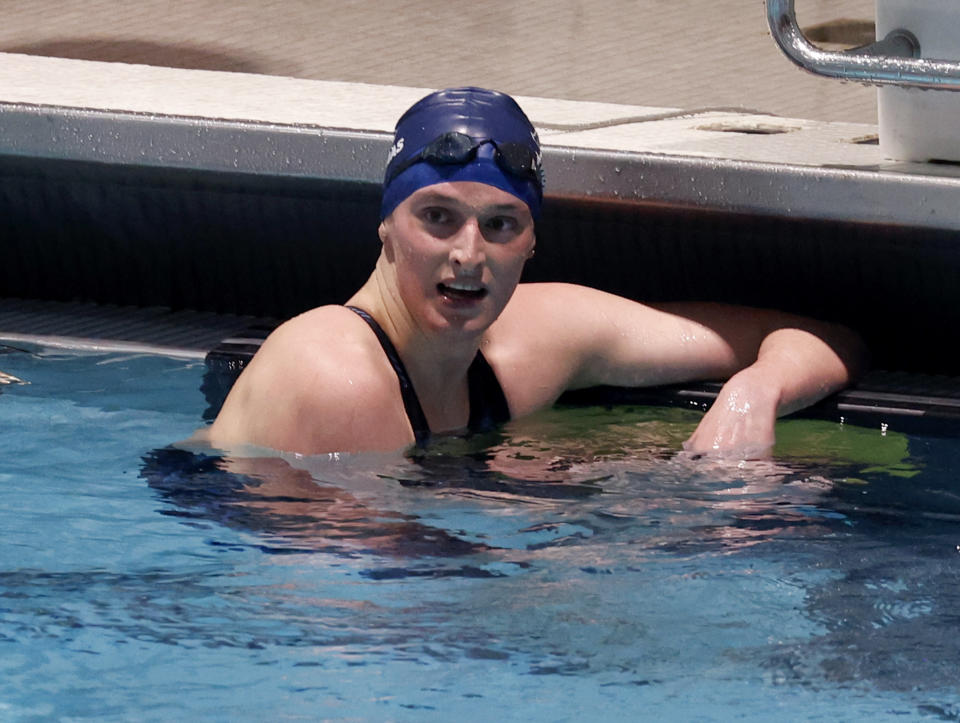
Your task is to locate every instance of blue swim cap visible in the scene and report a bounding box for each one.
[381,87,544,220]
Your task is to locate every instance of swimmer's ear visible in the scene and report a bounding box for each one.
[378,220,397,262]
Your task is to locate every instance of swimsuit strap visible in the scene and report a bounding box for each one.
[346,305,511,446]
[467,350,511,433]
[346,306,431,447]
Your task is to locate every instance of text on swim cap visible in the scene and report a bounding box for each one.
[386,137,404,166]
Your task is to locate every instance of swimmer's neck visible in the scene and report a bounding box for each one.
[348,269,484,377]
[348,268,486,432]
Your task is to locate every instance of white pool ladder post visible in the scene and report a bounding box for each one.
[766,0,960,161]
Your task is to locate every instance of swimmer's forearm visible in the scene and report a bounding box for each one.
[683,322,864,456]
[753,323,866,416]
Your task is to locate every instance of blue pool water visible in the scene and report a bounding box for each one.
[2,344,960,721]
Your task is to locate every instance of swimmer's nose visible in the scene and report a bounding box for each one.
[450,219,485,272]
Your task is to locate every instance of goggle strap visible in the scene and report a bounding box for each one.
[385,133,541,189]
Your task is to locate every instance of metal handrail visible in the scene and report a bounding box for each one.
[766,0,960,90]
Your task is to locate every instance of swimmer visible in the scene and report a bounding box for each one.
[208,87,864,457]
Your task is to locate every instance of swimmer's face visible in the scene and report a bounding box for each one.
[379,181,536,334]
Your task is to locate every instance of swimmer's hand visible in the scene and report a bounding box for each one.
[683,367,779,459]
[682,322,864,459]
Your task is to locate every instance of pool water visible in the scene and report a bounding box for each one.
[2,344,960,721]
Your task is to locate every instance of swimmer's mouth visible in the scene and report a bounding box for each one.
[438,282,487,300]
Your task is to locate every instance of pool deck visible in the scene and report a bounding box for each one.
[0,0,877,124]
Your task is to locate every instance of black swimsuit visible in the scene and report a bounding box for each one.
[347,306,510,446]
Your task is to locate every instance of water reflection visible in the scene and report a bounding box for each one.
[753,434,960,697]
[145,405,926,561]
[139,405,960,705]
[143,448,493,559]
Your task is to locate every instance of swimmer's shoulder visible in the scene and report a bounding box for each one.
[493,282,622,340]
[502,282,655,314]
[486,283,671,408]
[496,282,667,338]
[247,304,396,395]
[229,307,351,381]
[265,304,371,351]
[483,284,601,413]
[210,305,408,452]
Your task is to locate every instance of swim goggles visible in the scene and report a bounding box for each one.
[384,132,544,189]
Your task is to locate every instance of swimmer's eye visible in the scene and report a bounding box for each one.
[420,206,455,226]
[482,215,519,235]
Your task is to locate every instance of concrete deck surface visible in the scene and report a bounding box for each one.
[0,0,877,124]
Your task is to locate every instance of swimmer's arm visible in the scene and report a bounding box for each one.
[591,294,863,455]
[580,296,863,391]
[512,284,865,455]
[680,322,866,456]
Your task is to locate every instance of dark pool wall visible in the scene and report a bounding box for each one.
[1,153,956,375]
[0,155,383,317]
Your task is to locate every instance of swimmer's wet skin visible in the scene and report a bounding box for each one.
[206,87,865,457]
